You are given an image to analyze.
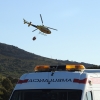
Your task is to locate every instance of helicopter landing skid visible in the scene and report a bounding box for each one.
[39,32,47,36]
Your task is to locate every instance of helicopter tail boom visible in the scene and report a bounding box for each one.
[27,22,37,28]
[31,24,37,28]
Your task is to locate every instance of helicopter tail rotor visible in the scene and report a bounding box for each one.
[23,19,27,24]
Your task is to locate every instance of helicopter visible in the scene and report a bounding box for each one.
[23,14,57,37]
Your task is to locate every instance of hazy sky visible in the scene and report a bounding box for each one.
[0,0,100,65]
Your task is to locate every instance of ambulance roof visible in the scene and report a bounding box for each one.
[15,71,87,90]
[14,65,100,90]
[84,69,100,73]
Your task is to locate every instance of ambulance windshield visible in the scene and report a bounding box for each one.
[10,89,82,100]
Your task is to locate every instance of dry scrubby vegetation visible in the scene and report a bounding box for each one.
[0,42,100,100]
[0,75,18,100]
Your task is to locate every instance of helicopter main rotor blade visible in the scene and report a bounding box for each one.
[32,29,38,32]
[40,14,43,25]
[47,27,57,31]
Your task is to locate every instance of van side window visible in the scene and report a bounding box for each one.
[84,93,87,100]
[93,90,100,100]
[84,91,93,100]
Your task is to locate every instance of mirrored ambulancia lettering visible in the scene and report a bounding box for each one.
[28,79,72,82]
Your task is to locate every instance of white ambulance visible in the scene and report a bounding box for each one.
[9,65,100,100]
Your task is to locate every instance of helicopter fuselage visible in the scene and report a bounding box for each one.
[36,25,51,34]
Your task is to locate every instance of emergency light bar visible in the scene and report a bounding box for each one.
[66,65,85,71]
[34,64,85,72]
[34,65,50,72]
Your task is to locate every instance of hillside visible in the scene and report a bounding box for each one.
[0,42,95,78]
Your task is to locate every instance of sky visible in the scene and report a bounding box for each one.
[0,0,100,65]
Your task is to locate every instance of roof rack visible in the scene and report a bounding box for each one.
[34,64,85,72]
